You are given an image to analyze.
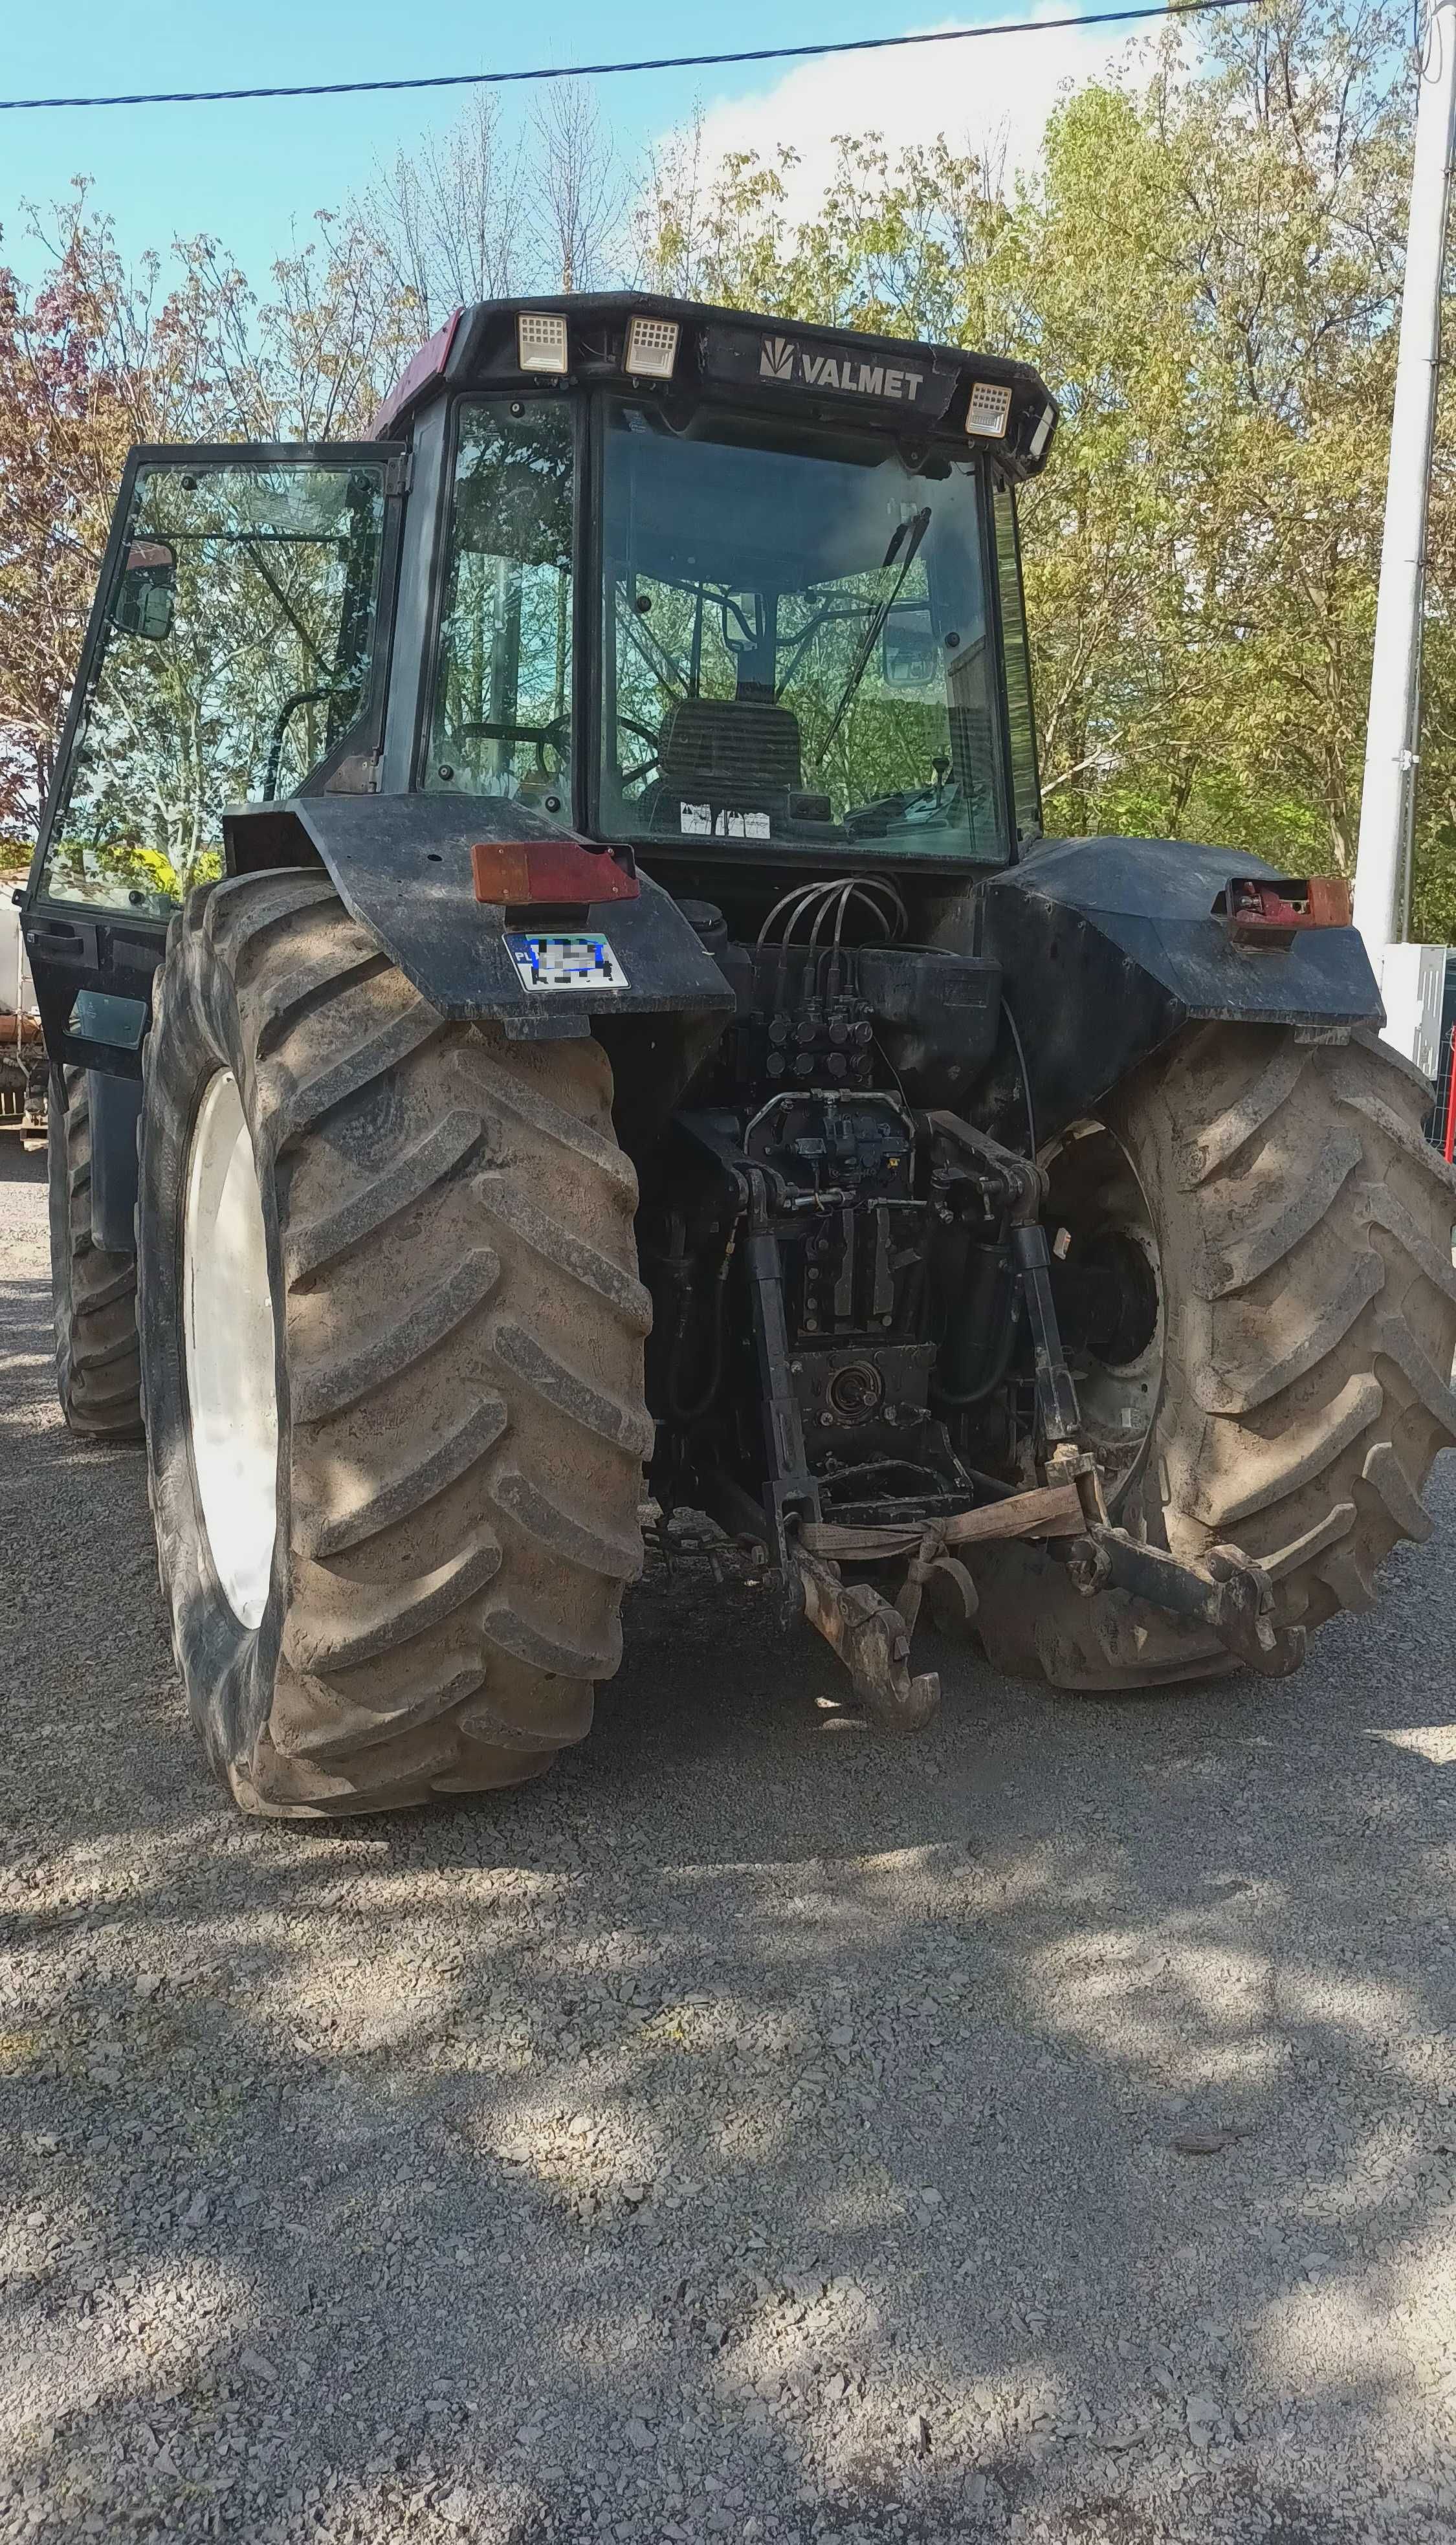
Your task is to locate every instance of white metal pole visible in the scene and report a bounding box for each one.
[1352,0,1456,973]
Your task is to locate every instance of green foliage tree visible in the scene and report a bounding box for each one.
[640,1,1454,912]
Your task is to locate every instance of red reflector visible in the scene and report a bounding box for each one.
[471,837,639,909]
[1307,876,1353,927]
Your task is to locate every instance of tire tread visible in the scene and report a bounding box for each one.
[49,1066,143,1442]
[142,876,648,1815]
[976,1020,1456,1689]
[1162,1024,1455,1630]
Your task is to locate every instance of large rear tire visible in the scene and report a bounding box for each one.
[973,1024,1456,1688]
[138,872,652,1816]
[47,1066,144,1442]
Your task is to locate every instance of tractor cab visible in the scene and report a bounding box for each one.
[393,298,1055,877]
[22,294,1057,1085]
[397,298,1055,879]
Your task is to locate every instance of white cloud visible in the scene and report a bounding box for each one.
[667,9,1154,228]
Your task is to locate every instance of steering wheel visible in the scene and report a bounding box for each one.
[447,714,569,777]
[617,714,662,789]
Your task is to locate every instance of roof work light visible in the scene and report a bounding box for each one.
[965,382,1013,439]
[517,312,570,374]
[625,316,680,380]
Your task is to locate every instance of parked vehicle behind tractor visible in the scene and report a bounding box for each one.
[22,293,1456,1814]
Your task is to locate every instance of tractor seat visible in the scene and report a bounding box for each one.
[657,695,802,793]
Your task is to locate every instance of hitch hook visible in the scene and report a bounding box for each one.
[795,1549,941,1732]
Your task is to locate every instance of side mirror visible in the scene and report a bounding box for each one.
[109,540,177,642]
[881,613,938,690]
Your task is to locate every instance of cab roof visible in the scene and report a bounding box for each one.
[371,290,1058,480]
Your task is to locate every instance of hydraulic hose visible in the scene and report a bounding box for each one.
[931,1295,1020,1409]
[667,1227,738,1423]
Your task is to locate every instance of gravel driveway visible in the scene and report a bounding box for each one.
[3,1127,1455,2545]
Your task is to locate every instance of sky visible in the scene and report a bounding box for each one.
[0,0,1153,290]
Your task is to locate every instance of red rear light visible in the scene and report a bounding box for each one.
[1220,875,1352,949]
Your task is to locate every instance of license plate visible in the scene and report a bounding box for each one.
[505,932,626,993]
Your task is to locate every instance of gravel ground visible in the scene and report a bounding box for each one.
[3,1127,1456,2545]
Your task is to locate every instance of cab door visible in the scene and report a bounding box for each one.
[22,441,404,1077]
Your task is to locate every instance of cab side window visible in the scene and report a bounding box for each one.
[992,478,1041,844]
[39,461,390,916]
[426,402,574,808]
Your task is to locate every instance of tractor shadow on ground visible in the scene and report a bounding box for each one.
[5,1593,1455,2542]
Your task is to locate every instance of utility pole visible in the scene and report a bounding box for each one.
[1352,0,1456,973]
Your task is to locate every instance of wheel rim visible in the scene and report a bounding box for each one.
[1042,1118,1165,1499]
[183,1070,278,1629]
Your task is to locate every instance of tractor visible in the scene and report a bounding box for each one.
[21,291,1456,1814]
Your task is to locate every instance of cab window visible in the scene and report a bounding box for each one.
[599,401,1006,861]
[425,401,574,809]
[39,459,390,916]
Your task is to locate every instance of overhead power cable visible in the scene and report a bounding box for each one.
[0,0,1262,113]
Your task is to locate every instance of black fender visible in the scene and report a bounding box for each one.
[978,835,1382,1147]
[225,793,734,1130]
[225,793,733,1031]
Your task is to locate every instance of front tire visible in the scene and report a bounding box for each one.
[974,1024,1456,1688]
[138,872,652,1816]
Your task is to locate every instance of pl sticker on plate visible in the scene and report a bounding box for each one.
[506,932,627,993]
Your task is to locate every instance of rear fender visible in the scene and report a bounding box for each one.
[978,835,1381,1147]
[226,794,734,1140]
[225,793,733,1061]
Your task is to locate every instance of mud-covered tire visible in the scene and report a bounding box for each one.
[47,1066,144,1442]
[138,871,652,1816]
[973,1024,1456,1689]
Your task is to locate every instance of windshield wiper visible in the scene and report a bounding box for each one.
[817,506,932,760]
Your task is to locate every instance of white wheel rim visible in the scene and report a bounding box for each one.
[183,1070,278,1629]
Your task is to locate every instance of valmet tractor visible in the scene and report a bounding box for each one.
[22,292,1456,1814]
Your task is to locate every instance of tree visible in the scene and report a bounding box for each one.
[360,97,529,329]
[529,81,624,292]
[638,2,1439,895]
[0,196,137,832]
[1008,3,1411,866]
